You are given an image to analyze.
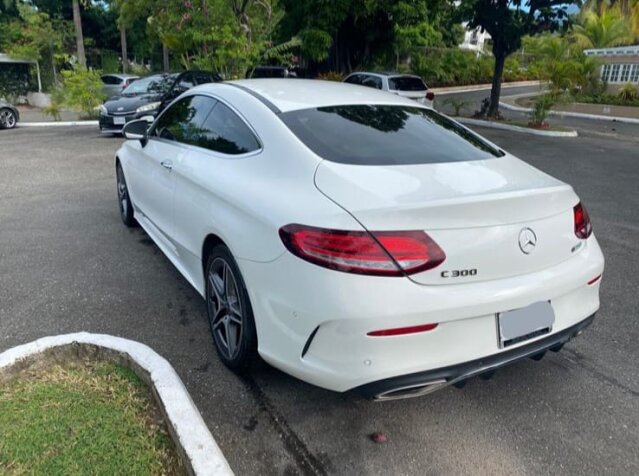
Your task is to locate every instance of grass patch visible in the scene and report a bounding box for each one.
[0,360,185,475]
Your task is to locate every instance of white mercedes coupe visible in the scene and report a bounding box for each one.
[115,79,604,400]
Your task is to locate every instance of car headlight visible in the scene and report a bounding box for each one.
[136,102,161,114]
[99,105,108,115]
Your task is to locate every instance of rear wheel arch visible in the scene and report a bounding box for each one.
[202,233,226,276]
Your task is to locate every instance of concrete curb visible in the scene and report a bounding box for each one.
[19,120,98,127]
[0,332,234,476]
[455,117,578,137]
[499,101,639,125]
[433,80,544,95]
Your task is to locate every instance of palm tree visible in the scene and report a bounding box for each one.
[582,0,639,41]
[571,9,633,49]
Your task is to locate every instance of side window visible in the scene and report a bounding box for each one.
[101,75,119,85]
[361,75,382,89]
[345,74,362,85]
[191,103,260,155]
[151,95,217,144]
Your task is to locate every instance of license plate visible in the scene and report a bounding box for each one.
[498,301,555,348]
[113,117,126,125]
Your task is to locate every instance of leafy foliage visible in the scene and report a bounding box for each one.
[316,71,345,81]
[571,8,633,49]
[457,0,579,117]
[618,83,639,103]
[529,93,556,126]
[60,67,105,118]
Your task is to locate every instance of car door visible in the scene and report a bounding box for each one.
[128,95,215,252]
[171,99,262,285]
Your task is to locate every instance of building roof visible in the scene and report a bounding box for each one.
[225,78,417,113]
[584,45,639,57]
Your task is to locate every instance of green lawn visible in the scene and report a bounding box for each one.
[0,360,184,475]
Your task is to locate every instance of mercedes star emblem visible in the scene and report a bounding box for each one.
[518,227,537,254]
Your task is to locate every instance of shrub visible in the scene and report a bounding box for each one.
[442,97,472,116]
[529,93,560,126]
[41,86,65,121]
[61,67,106,119]
[618,83,638,103]
[316,71,344,82]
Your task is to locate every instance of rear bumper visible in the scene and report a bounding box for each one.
[354,313,595,400]
[238,235,604,393]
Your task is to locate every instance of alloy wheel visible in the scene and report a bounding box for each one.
[116,166,129,220]
[207,257,244,360]
[0,109,16,129]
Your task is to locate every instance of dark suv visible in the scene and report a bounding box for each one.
[99,71,221,134]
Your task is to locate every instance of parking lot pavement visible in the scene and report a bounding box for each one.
[1,126,638,475]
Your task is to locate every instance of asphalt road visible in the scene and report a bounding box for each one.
[1,123,637,475]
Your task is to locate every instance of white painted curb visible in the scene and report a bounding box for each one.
[455,117,578,137]
[0,332,234,476]
[433,80,544,95]
[499,101,639,125]
[19,120,98,127]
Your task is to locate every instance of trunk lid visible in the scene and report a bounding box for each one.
[314,156,581,285]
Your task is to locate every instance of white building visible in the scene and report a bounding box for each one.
[459,25,490,53]
[584,45,639,91]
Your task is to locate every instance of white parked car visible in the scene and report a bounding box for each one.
[344,71,435,107]
[115,79,604,400]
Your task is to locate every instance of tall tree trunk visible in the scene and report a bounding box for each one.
[488,49,506,118]
[72,0,86,67]
[162,44,170,72]
[120,24,128,73]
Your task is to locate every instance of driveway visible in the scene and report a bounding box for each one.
[1,125,637,475]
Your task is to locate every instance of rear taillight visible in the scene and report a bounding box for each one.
[426,91,435,101]
[573,202,592,239]
[279,224,445,276]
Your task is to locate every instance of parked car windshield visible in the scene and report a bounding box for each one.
[121,74,177,96]
[388,76,427,91]
[280,105,504,166]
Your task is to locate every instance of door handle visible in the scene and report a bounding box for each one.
[160,160,173,170]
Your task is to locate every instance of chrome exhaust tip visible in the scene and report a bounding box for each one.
[373,379,447,401]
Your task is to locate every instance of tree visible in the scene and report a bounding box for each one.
[2,2,72,89]
[571,8,633,49]
[457,0,578,118]
[72,0,86,66]
[582,0,639,41]
[279,0,461,74]
[119,0,293,78]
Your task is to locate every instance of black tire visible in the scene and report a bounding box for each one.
[116,162,136,227]
[0,108,17,129]
[205,244,258,372]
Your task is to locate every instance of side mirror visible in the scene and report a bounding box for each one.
[123,119,150,144]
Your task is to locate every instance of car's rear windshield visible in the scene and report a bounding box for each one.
[280,105,504,166]
[388,76,427,91]
[122,74,177,96]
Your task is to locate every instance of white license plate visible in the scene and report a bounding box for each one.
[498,301,555,348]
[113,117,126,125]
